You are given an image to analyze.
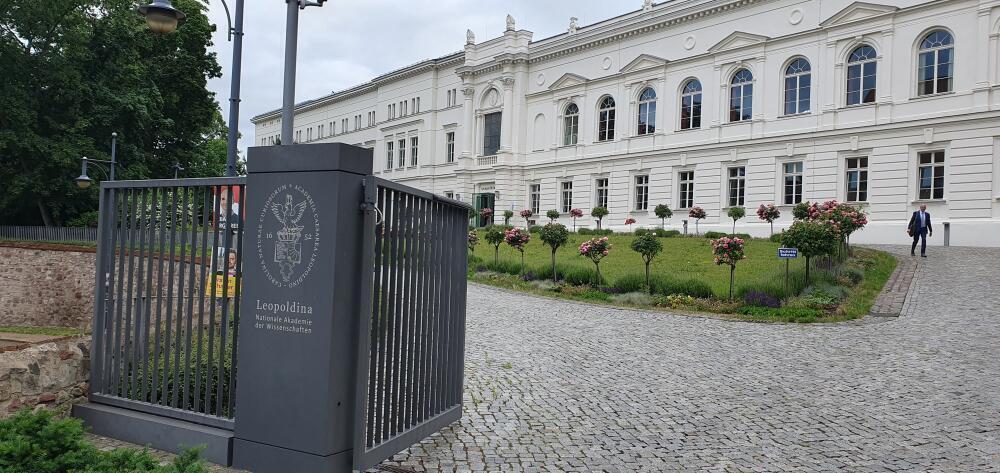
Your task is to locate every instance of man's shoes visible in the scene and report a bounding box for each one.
[921,254,927,258]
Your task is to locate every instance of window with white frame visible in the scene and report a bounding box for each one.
[597,96,616,141]
[847,45,877,105]
[318,124,324,138]
[561,181,573,213]
[445,191,454,199]
[729,69,753,122]
[385,140,394,169]
[529,184,540,215]
[636,88,656,135]
[446,90,452,107]
[397,138,406,168]
[482,112,501,156]
[783,162,804,205]
[563,103,579,146]
[678,171,694,209]
[680,79,702,130]
[306,128,313,141]
[918,30,953,96]
[445,132,455,163]
[634,175,649,211]
[410,137,418,166]
[295,130,302,143]
[728,166,746,207]
[784,58,812,115]
[918,150,945,200]
[595,178,608,209]
[846,157,868,202]
[330,121,334,135]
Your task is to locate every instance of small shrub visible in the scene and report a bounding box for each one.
[703,231,726,239]
[563,266,601,286]
[802,282,849,301]
[654,229,681,238]
[649,275,714,298]
[612,274,647,293]
[611,292,653,306]
[592,229,614,236]
[528,225,542,233]
[578,228,593,235]
[735,305,824,322]
[841,267,864,285]
[579,289,613,302]
[634,228,650,237]
[744,290,781,308]
[485,259,521,275]
[521,271,536,281]
[529,280,557,291]
[770,233,783,243]
[652,294,696,309]
[734,233,753,240]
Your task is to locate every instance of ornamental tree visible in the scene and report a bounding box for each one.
[688,207,707,235]
[630,233,663,291]
[540,223,570,282]
[546,209,560,223]
[519,209,533,228]
[479,207,494,225]
[467,230,479,253]
[654,204,673,229]
[727,206,746,235]
[578,236,612,285]
[592,206,609,229]
[711,236,746,300]
[625,217,636,231]
[780,220,837,282]
[504,227,532,273]
[503,209,514,226]
[756,203,781,236]
[570,208,584,232]
[483,225,505,265]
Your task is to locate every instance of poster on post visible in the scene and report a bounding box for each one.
[206,185,244,297]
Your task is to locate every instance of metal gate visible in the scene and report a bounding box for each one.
[89,178,245,429]
[353,177,470,471]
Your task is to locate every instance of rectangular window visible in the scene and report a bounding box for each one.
[483,112,502,156]
[410,137,418,166]
[845,157,869,202]
[385,140,394,170]
[397,138,406,168]
[318,124,324,138]
[529,184,540,215]
[634,175,649,211]
[678,171,694,209]
[783,162,804,205]
[561,182,573,213]
[595,178,609,209]
[445,191,454,199]
[330,122,334,135]
[445,132,455,163]
[918,151,945,200]
[728,166,746,207]
[563,114,579,146]
[847,61,877,105]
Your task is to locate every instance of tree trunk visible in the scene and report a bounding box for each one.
[770,221,774,236]
[594,262,601,287]
[645,262,651,293]
[661,218,665,229]
[729,266,735,301]
[494,246,499,265]
[695,220,699,235]
[551,250,557,282]
[597,218,602,230]
[520,251,525,274]
[732,219,736,235]
[37,200,54,227]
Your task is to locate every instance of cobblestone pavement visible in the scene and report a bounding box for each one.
[379,246,1000,472]
[87,246,1000,472]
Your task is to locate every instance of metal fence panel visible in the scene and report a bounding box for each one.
[353,177,470,472]
[89,178,245,430]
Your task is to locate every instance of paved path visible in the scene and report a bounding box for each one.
[380,246,1000,472]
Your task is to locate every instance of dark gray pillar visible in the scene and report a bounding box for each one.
[233,143,373,472]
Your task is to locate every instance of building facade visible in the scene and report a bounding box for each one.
[253,0,1000,246]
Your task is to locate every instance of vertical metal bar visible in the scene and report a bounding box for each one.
[353,176,378,467]
[160,187,180,406]
[366,185,386,448]
[97,187,121,395]
[215,185,234,416]
[382,189,402,440]
[455,207,469,408]
[150,188,169,404]
[414,196,429,424]
[424,200,440,420]
[401,194,417,432]
[226,185,246,416]
[395,192,413,435]
[204,186,223,414]
[194,188,213,413]
[172,187,191,408]
[373,186,393,445]
[109,188,132,396]
[121,188,144,398]
[89,186,111,395]
[439,205,455,412]
[138,187,159,402]
[182,187,201,409]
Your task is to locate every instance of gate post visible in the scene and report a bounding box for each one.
[233,143,373,472]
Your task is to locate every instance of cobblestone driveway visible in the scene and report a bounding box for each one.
[381,246,1000,472]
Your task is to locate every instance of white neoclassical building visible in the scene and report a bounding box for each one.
[253,0,1000,247]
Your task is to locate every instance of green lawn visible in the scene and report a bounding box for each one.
[472,231,796,298]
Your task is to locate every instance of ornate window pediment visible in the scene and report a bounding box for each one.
[618,54,669,74]
[820,2,898,28]
[708,32,770,53]
[548,73,589,91]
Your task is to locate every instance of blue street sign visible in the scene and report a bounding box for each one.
[778,248,799,259]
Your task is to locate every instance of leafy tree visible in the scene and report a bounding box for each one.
[629,233,663,291]
[711,236,746,300]
[780,220,836,282]
[502,209,513,226]
[591,206,608,229]
[727,206,746,234]
[792,202,812,220]
[539,223,569,282]
[504,227,531,273]
[0,0,229,226]
[688,207,707,235]
[546,209,560,222]
[756,203,781,236]
[519,209,532,228]
[483,225,504,264]
[654,204,672,229]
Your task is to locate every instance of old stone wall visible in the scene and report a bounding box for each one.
[0,337,89,415]
[0,246,95,329]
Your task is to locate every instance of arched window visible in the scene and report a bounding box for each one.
[847,45,877,105]
[563,103,579,146]
[783,58,811,115]
[729,69,753,122]
[680,79,702,130]
[636,88,657,135]
[597,96,616,142]
[918,30,953,96]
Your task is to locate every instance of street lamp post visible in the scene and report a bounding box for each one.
[76,133,120,189]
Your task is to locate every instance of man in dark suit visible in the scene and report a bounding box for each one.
[908,204,933,257]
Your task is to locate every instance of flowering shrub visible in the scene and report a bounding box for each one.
[579,236,612,285]
[479,207,493,222]
[570,208,583,231]
[625,217,636,230]
[756,203,781,235]
[711,236,746,300]
[467,230,479,253]
[688,206,707,234]
[790,200,869,257]
[519,209,533,227]
[504,227,532,272]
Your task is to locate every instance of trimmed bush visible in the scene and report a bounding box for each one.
[485,259,522,275]
[734,233,753,240]
[562,266,602,286]
[634,228,651,237]
[648,275,714,298]
[703,231,726,239]
[592,229,614,236]
[770,233,783,243]
[578,228,593,235]
[802,281,849,301]
[654,229,681,238]
[612,274,647,293]
[528,225,542,233]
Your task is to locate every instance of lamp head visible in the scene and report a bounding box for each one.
[138,0,186,34]
[76,157,92,189]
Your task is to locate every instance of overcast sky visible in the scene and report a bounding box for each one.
[202,0,637,155]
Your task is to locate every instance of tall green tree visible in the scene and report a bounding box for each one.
[0,0,228,226]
